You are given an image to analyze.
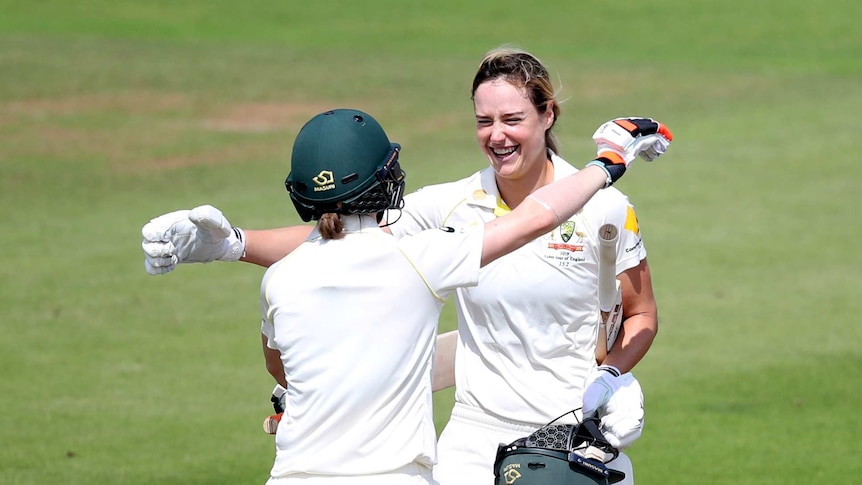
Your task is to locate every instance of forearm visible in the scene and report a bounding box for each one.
[602,259,658,373]
[262,334,287,388]
[241,226,315,268]
[482,166,608,266]
[602,313,656,373]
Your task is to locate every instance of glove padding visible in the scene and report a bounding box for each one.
[141,205,245,275]
[582,365,624,417]
[596,373,644,449]
[592,117,674,164]
[585,117,672,187]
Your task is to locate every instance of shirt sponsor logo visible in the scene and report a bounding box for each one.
[625,237,643,253]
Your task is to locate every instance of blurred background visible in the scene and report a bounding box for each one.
[1,1,860,483]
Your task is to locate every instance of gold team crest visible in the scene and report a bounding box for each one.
[312,170,335,192]
[503,467,522,484]
[559,221,575,242]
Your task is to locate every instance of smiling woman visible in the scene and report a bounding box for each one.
[419,46,657,485]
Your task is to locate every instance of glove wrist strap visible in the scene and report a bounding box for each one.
[597,364,621,377]
[222,227,246,261]
[586,153,626,188]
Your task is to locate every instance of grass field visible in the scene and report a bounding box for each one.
[1,1,860,483]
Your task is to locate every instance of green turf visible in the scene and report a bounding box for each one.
[1,1,860,483]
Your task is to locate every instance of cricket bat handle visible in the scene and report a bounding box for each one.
[598,224,619,313]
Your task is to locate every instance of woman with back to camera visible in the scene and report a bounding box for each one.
[142,48,673,484]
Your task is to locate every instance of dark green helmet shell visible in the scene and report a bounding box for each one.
[285,109,405,222]
[494,418,625,485]
[495,447,611,485]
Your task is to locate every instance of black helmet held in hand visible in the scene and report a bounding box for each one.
[285,109,406,222]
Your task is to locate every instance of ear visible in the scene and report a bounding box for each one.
[543,102,555,130]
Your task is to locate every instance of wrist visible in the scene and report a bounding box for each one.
[586,155,626,188]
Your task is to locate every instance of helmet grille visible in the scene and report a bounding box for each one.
[526,424,576,450]
[344,182,392,214]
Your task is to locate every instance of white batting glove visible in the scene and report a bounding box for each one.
[597,373,644,449]
[582,365,624,417]
[141,205,245,275]
[592,117,674,164]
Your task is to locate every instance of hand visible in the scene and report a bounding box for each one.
[593,117,674,163]
[141,205,245,275]
[586,117,673,187]
[271,384,287,414]
[582,365,624,417]
[597,373,644,449]
[264,384,287,435]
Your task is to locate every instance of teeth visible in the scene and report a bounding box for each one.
[492,147,517,156]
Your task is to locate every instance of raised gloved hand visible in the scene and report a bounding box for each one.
[593,117,673,163]
[596,373,644,449]
[141,205,245,275]
[587,117,673,187]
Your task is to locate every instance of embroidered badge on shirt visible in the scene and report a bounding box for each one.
[560,221,575,242]
[544,220,586,267]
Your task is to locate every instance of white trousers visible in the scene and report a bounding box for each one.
[433,402,634,485]
[265,462,435,485]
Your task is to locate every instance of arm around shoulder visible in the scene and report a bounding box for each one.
[242,226,315,267]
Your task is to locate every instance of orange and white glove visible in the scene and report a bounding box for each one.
[587,117,674,187]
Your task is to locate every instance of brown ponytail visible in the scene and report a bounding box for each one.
[318,213,346,240]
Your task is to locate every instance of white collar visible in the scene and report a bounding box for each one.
[464,152,579,210]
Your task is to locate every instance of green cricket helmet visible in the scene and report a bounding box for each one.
[494,417,626,485]
[284,108,405,222]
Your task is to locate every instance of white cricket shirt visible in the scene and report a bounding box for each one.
[260,215,482,477]
[389,154,647,425]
